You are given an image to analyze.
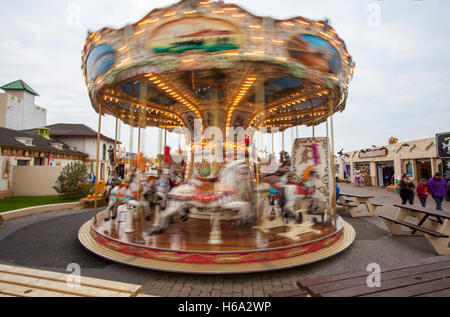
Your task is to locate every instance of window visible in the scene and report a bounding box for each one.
[102,144,106,161]
[51,143,64,150]
[34,157,44,166]
[15,137,33,146]
[17,160,30,166]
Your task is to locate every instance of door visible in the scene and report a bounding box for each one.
[377,165,384,187]
[416,160,431,181]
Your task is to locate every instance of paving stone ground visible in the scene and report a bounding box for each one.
[0,183,449,297]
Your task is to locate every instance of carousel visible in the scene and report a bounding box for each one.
[78,0,356,274]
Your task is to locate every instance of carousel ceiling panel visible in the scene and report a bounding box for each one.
[82,0,354,129]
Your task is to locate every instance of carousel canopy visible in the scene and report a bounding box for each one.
[81,0,354,133]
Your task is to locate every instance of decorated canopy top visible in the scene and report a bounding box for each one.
[82,0,354,132]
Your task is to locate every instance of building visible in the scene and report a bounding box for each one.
[23,123,118,181]
[0,127,88,199]
[0,80,47,130]
[338,137,444,188]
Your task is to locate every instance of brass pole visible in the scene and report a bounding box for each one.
[114,104,119,166]
[328,100,337,227]
[255,77,265,226]
[93,97,103,224]
[138,128,141,153]
[271,132,274,155]
[312,112,315,139]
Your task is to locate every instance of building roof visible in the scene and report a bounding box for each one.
[0,127,87,157]
[23,123,119,144]
[1,80,39,96]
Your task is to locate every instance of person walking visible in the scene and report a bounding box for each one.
[416,178,429,207]
[428,173,448,211]
[399,173,415,205]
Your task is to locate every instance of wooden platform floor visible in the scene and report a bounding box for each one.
[93,209,340,252]
[80,220,356,274]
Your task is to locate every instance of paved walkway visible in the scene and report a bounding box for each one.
[0,184,449,297]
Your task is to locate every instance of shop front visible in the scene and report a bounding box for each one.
[338,136,444,191]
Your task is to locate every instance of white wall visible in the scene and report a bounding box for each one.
[4,91,47,130]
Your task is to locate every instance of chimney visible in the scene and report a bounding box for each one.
[38,127,50,140]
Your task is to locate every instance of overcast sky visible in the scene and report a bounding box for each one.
[1,0,449,157]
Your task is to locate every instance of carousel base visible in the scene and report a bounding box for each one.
[78,210,355,274]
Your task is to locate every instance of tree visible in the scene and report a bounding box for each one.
[53,163,93,199]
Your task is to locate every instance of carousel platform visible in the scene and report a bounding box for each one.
[79,209,355,274]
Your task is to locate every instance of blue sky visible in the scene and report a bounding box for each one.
[1,0,449,157]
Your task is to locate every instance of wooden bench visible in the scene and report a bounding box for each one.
[296,255,450,297]
[0,264,146,297]
[338,193,380,217]
[380,204,450,255]
[380,216,448,238]
[337,202,358,208]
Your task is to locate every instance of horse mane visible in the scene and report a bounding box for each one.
[302,165,315,183]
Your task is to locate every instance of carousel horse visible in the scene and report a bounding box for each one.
[104,172,152,222]
[148,160,254,236]
[155,168,172,210]
[104,165,120,202]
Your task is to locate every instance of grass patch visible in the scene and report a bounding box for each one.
[0,196,78,213]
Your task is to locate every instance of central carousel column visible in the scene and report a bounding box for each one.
[328,99,337,227]
[255,76,266,226]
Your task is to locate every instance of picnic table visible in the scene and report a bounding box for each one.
[337,192,383,217]
[380,204,450,255]
[270,255,450,297]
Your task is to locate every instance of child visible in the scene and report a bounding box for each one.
[416,178,429,207]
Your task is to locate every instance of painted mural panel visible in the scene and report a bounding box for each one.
[287,34,341,75]
[149,17,244,54]
[86,44,116,82]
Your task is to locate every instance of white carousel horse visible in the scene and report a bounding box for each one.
[155,168,172,210]
[104,173,152,222]
[104,165,120,202]
[148,160,254,236]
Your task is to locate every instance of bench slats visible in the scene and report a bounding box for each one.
[269,289,308,297]
[305,260,450,296]
[362,279,450,297]
[318,268,450,297]
[379,215,449,238]
[337,202,358,208]
[416,288,450,297]
[297,255,450,288]
[0,264,143,297]
[393,204,450,220]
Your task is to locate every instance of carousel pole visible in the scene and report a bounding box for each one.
[271,131,274,155]
[312,112,316,139]
[328,100,337,227]
[114,104,119,166]
[255,77,265,226]
[93,96,103,224]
